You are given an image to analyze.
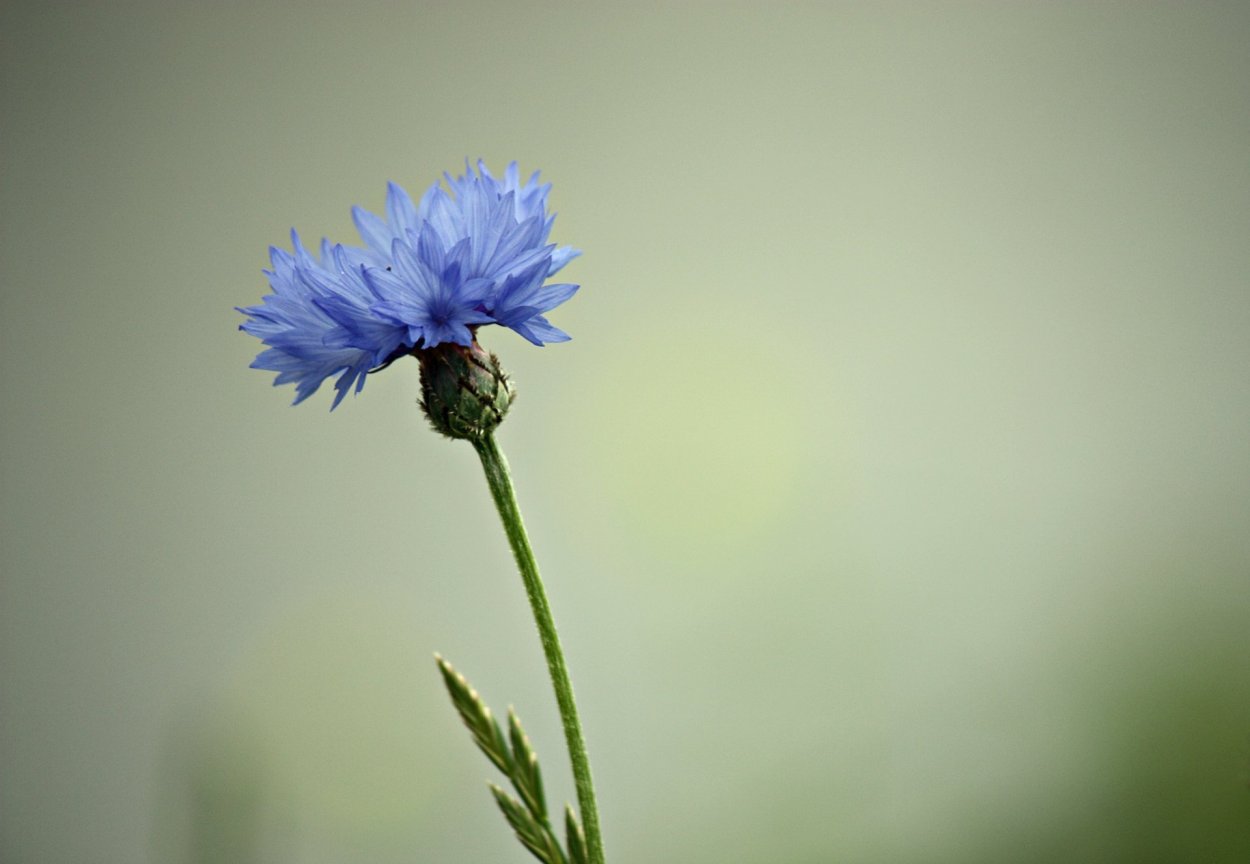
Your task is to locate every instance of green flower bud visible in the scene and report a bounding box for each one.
[418,341,515,441]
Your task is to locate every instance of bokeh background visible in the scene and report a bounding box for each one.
[2,2,1249,862]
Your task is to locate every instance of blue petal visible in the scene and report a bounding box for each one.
[548,246,581,275]
[527,282,579,314]
[386,181,420,238]
[510,314,571,346]
[352,206,392,255]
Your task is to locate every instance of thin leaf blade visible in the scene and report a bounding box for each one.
[565,804,589,864]
[508,707,548,821]
[435,654,511,774]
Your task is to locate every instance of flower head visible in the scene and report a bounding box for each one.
[239,161,579,408]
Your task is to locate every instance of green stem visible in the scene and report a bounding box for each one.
[472,433,605,864]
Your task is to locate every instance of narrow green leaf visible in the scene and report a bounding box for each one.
[436,658,567,864]
[435,654,511,774]
[565,804,589,864]
[490,784,566,864]
[508,707,547,821]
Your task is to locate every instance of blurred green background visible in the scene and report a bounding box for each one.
[2,2,1249,862]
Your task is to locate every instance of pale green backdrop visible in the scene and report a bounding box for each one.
[2,2,1248,862]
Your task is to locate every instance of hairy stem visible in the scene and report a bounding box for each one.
[472,433,605,864]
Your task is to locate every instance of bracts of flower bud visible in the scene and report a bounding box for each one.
[418,340,516,441]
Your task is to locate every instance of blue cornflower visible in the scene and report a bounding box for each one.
[238,162,579,408]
